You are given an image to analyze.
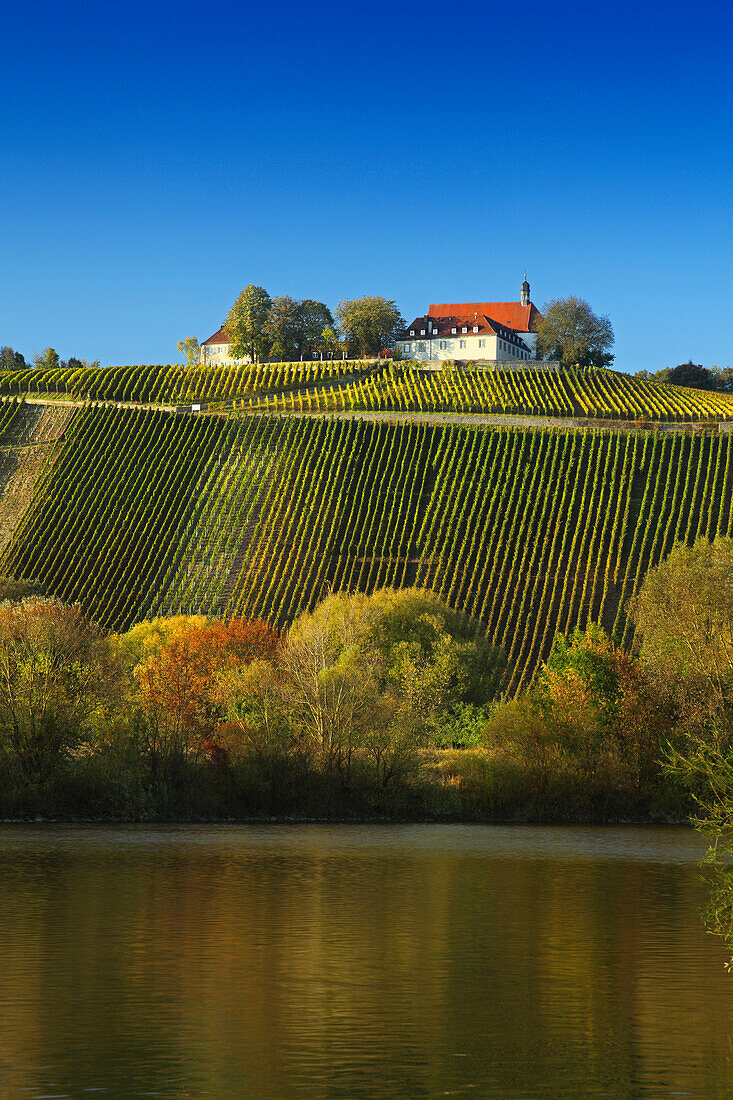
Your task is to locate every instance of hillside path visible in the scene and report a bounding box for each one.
[12,397,733,434]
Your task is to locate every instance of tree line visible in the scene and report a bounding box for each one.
[635,360,733,392]
[177,287,406,367]
[0,347,99,372]
[2,544,733,836]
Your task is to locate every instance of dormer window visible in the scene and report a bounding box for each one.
[420,329,426,336]
[473,326,479,333]
[410,330,415,337]
[451,327,457,334]
[462,326,467,333]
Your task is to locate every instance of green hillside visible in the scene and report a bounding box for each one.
[2,403,731,692]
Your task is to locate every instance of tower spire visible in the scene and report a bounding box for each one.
[520,274,530,307]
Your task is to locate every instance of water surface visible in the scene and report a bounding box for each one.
[0,824,731,1099]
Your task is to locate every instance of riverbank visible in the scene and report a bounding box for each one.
[0,745,689,827]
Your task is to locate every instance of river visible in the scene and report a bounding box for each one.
[0,824,731,1098]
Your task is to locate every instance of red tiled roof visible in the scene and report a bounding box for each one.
[201,325,230,346]
[428,302,541,333]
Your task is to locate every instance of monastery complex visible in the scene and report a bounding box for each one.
[395,278,541,363]
[200,278,542,366]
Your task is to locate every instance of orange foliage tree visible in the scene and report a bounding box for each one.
[133,617,279,779]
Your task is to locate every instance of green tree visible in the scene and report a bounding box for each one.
[281,588,506,761]
[536,297,614,368]
[335,296,405,357]
[628,537,733,735]
[298,299,334,356]
[0,347,26,370]
[225,285,272,363]
[0,577,45,603]
[319,325,342,359]
[361,588,506,731]
[264,296,304,361]
[630,539,733,959]
[31,347,60,370]
[0,598,113,777]
[177,336,200,370]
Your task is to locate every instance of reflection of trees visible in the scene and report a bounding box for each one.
[3,829,733,1098]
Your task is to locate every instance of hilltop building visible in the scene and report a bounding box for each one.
[199,325,240,367]
[396,278,542,362]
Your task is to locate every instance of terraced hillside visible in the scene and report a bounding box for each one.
[243,363,733,422]
[1,360,732,422]
[0,399,76,553]
[3,404,732,691]
[0,360,375,405]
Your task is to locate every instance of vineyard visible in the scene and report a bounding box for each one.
[0,360,375,405]
[242,362,733,422]
[1,361,732,423]
[0,397,24,440]
[2,404,732,692]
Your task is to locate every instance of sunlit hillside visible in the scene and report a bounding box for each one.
[2,401,731,692]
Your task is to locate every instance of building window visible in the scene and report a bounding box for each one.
[420,329,426,336]
[410,330,415,337]
[404,344,411,354]
[418,342,426,352]
[439,340,447,350]
[451,327,456,334]
[462,326,467,333]
[473,326,479,333]
[478,340,485,348]
[459,340,466,349]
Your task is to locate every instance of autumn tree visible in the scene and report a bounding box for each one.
[535,297,614,368]
[483,625,668,814]
[0,598,113,776]
[225,285,272,363]
[281,592,379,761]
[361,588,506,736]
[177,336,200,370]
[335,296,405,357]
[128,616,279,782]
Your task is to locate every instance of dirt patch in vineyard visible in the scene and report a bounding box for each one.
[0,404,77,555]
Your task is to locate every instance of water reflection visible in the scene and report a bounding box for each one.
[0,825,732,1099]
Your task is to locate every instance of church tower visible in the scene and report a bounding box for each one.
[520,275,530,307]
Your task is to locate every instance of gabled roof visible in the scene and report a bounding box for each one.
[428,301,541,333]
[401,314,530,351]
[201,325,230,346]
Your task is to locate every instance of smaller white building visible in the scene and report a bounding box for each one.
[199,325,248,367]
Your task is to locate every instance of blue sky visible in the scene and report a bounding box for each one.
[2,0,731,374]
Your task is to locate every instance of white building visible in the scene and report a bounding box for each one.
[396,278,542,363]
[199,325,246,367]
